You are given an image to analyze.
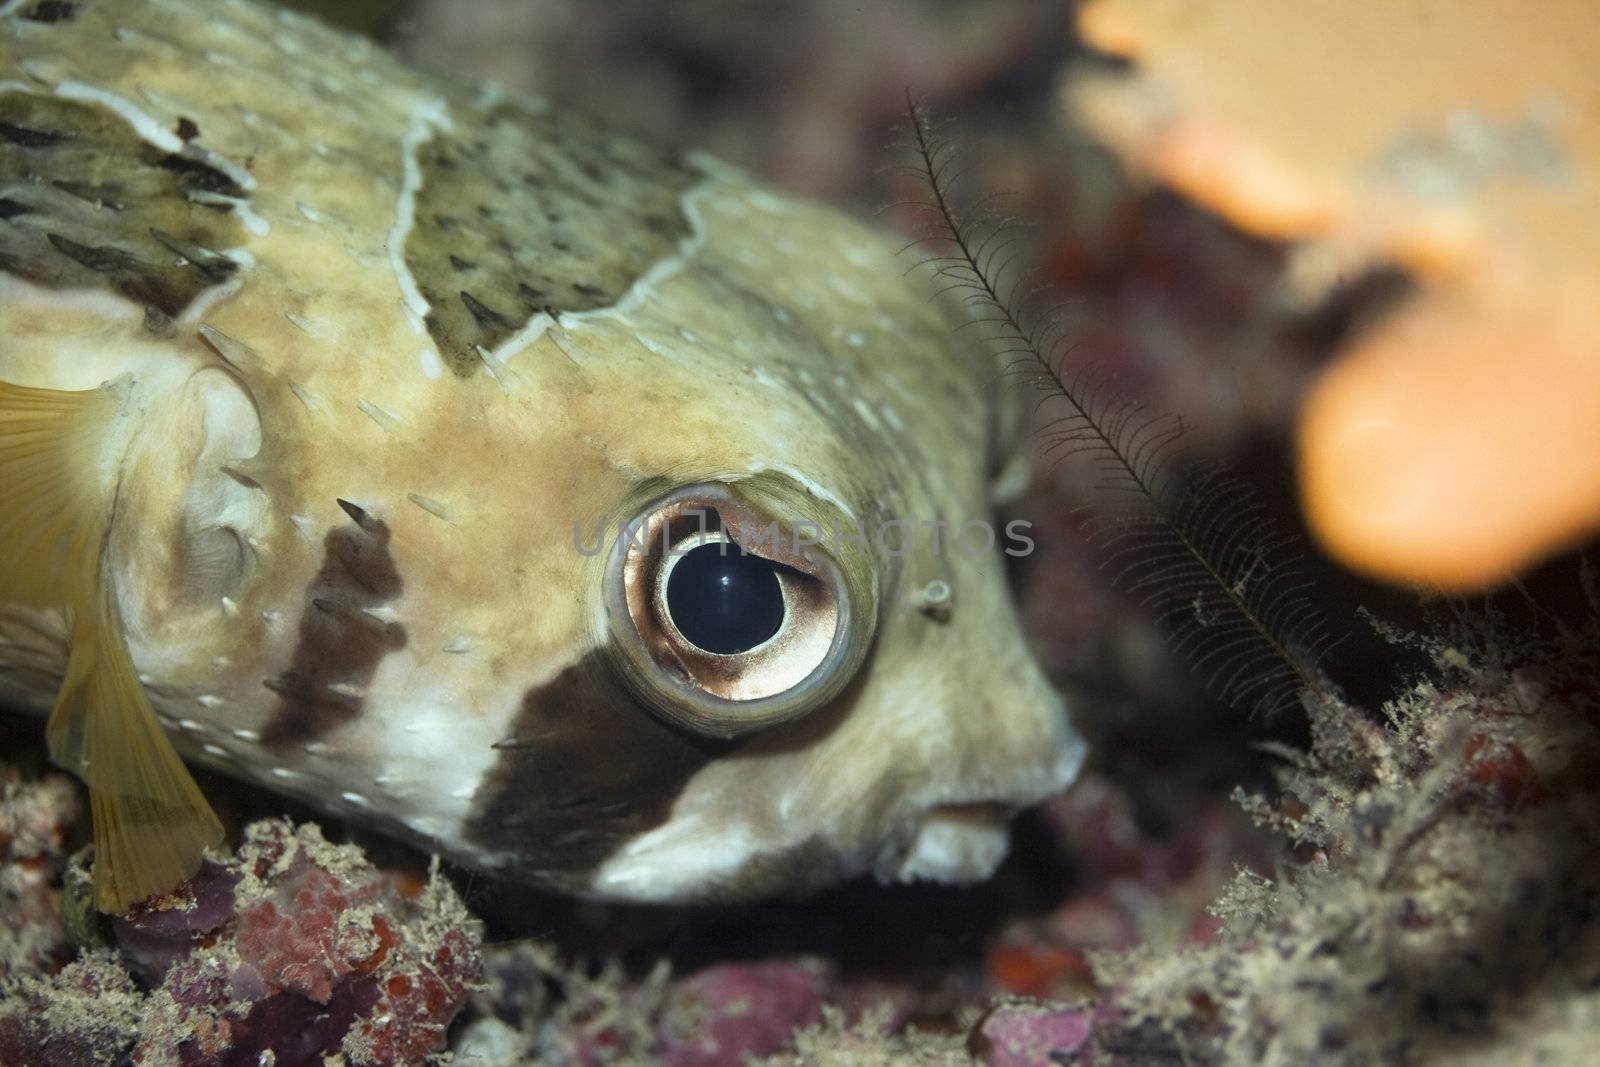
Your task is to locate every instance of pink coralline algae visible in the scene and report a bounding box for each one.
[0,770,78,981]
[0,816,482,1067]
[971,999,1094,1067]
[485,945,837,1067]
[657,960,830,1067]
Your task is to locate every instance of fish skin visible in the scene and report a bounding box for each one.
[0,0,1085,901]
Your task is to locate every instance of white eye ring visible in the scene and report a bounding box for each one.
[603,482,860,739]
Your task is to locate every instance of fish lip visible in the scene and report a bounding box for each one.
[880,719,1088,885]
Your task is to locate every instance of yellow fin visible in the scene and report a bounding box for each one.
[0,380,223,913]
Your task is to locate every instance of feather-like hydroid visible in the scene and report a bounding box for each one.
[900,95,1330,717]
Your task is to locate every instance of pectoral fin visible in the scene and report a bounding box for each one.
[0,380,223,912]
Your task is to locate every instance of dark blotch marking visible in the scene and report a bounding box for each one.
[0,92,249,316]
[20,0,75,22]
[261,510,406,751]
[405,101,696,376]
[0,197,28,220]
[465,653,732,887]
[175,116,200,142]
[0,120,67,148]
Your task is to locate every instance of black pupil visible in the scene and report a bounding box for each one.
[665,542,785,655]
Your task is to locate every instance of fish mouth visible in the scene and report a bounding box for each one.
[882,802,1017,885]
[883,733,1088,886]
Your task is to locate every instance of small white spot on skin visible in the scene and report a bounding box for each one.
[852,397,884,430]
[304,741,332,756]
[405,815,443,837]
[287,381,323,413]
[418,348,444,379]
[285,313,322,336]
[443,637,472,654]
[844,244,876,269]
[772,306,792,325]
[357,398,401,431]
[220,596,240,618]
[295,201,326,224]
[846,330,866,348]
[406,492,453,521]
[472,344,513,389]
[449,783,475,800]
[187,191,269,236]
[636,334,674,358]
[677,327,699,344]
[880,404,904,431]
[341,791,369,807]
[289,514,316,543]
[196,694,225,709]
[137,673,153,684]
[794,291,820,310]
[262,609,283,624]
[211,656,230,669]
[16,57,69,86]
[197,323,266,373]
[361,606,399,626]
[202,744,228,757]
[270,767,296,780]
[231,728,261,742]
[327,681,367,699]
[745,189,794,215]
[178,718,206,733]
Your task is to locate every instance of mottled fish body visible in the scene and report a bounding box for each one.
[0,0,1084,910]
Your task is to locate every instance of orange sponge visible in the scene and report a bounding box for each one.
[1070,0,1600,590]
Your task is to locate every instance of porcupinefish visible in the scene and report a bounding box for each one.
[0,0,1085,912]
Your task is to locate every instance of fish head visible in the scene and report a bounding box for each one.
[397,180,1088,900]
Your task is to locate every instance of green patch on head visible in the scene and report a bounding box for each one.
[0,92,248,317]
[405,103,698,376]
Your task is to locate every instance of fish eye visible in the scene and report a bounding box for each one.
[661,537,786,655]
[603,483,864,738]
